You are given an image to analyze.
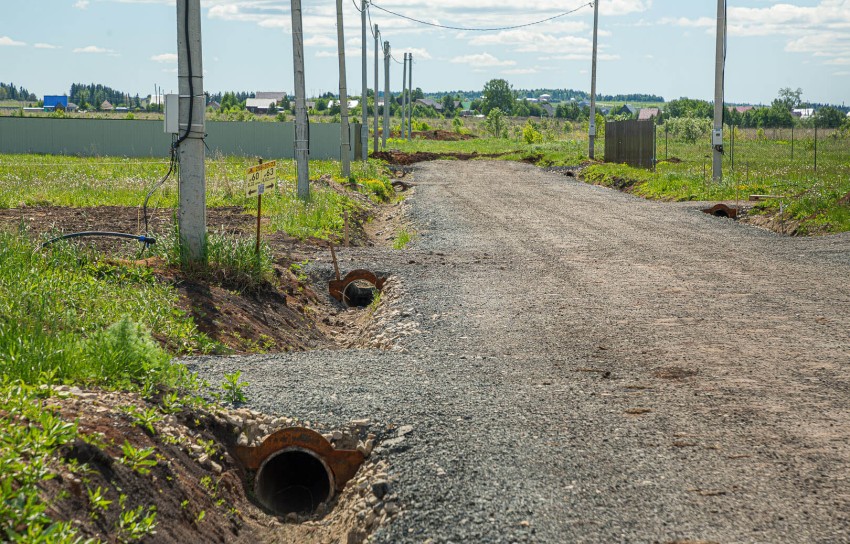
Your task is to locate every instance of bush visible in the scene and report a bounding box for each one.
[522,121,543,144]
[665,117,712,143]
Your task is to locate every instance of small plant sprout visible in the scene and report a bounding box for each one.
[87,486,112,520]
[119,441,158,475]
[221,370,249,405]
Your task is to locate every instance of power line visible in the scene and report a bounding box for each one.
[368,1,593,32]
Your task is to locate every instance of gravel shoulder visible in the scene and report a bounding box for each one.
[187,160,850,543]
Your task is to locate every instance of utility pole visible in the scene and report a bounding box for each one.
[292,0,309,199]
[176,0,206,263]
[373,24,379,154]
[408,53,413,140]
[360,0,368,161]
[712,0,726,182]
[336,0,350,178]
[383,41,390,148]
[401,53,408,139]
[588,0,599,159]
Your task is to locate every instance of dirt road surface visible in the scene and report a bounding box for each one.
[189,161,850,543]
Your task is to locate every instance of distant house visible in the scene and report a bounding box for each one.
[613,104,637,116]
[539,94,552,103]
[66,102,79,112]
[255,91,287,102]
[792,108,814,119]
[638,108,660,121]
[43,95,68,111]
[416,98,443,112]
[329,99,360,109]
[207,100,221,111]
[245,98,278,113]
[100,100,113,111]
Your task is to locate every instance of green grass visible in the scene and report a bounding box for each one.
[392,228,413,250]
[0,154,393,240]
[0,232,216,385]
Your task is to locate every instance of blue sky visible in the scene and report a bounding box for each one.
[1,1,848,105]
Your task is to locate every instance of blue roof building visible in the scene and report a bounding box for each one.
[43,95,68,111]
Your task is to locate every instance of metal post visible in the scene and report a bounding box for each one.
[336,0,350,179]
[360,0,368,161]
[291,0,309,199]
[401,53,408,139]
[408,53,413,139]
[383,41,390,148]
[373,25,379,154]
[176,0,206,264]
[791,125,794,160]
[814,124,818,174]
[588,0,599,159]
[712,0,726,182]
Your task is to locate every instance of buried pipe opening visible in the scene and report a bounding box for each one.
[343,279,378,307]
[702,203,738,219]
[255,448,334,516]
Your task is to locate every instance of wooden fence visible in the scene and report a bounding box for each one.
[605,120,656,168]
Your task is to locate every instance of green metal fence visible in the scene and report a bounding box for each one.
[0,117,361,160]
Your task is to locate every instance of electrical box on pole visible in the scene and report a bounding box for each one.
[291,0,310,199]
[176,0,206,264]
[164,94,179,134]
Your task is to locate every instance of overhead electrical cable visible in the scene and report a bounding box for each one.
[368,1,593,32]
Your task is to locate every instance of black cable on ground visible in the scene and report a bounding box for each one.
[41,232,156,249]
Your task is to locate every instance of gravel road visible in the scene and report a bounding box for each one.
[187,160,850,543]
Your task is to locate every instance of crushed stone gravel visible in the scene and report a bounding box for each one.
[186,160,850,543]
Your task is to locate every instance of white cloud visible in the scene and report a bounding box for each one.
[0,36,26,47]
[150,53,177,63]
[34,43,61,49]
[450,53,515,67]
[502,68,539,75]
[398,47,432,60]
[74,0,90,9]
[73,45,116,54]
[315,51,336,58]
[305,35,336,47]
[664,0,850,66]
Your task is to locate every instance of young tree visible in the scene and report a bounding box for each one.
[814,106,844,128]
[481,79,516,115]
[484,107,506,138]
[776,87,803,111]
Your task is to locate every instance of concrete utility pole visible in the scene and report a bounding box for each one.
[712,0,726,182]
[407,53,413,140]
[373,25,379,154]
[401,53,408,139]
[336,0,350,178]
[292,0,310,199]
[176,0,206,263]
[360,0,368,161]
[383,41,390,148]
[588,0,599,159]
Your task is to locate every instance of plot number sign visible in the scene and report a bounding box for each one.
[246,160,277,196]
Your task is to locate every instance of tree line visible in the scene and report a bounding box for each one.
[0,82,36,102]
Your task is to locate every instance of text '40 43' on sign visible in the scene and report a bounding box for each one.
[246,160,277,197]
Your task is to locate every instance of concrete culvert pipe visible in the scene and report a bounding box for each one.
[255,448,335,515]
[343,279,377,307]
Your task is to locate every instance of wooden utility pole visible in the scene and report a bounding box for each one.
[588,0,599,159]
[292,0,309,199]
[383,41,390,148]
[373,25,380,154]
[712,0,726,182]
[401,53,408,139]
[176,0,206,263]
[360,0,368,161]
[336,0,350,178]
